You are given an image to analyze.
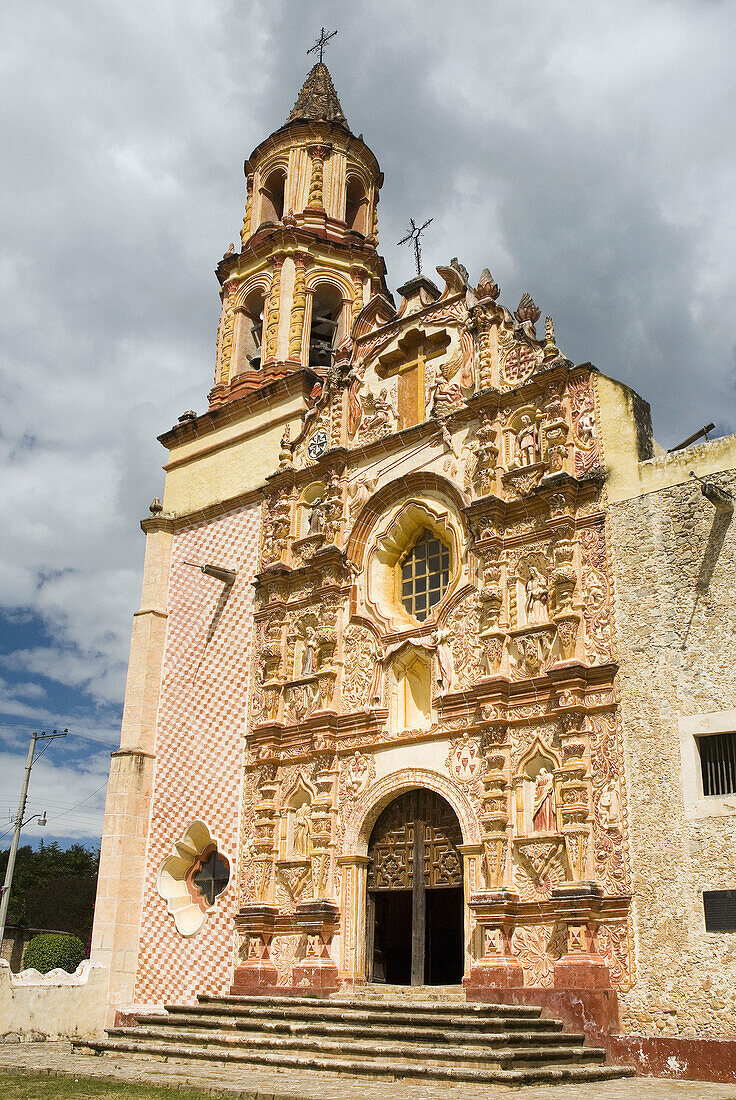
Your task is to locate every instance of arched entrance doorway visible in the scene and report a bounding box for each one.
[366,789,464,986]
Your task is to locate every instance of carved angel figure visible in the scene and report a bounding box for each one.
[430,346,465,417]
[347,471,379,521]
[360,387,396,435]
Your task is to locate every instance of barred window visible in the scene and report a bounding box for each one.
[697,732,736,797]
[400,530,450,621]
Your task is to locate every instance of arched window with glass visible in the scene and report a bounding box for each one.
[400,529,451,622]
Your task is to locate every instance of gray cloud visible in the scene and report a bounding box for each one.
[0,0,734,801]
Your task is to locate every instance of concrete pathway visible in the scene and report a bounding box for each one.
[0,1042,735,1100]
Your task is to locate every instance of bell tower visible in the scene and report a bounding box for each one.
[209,62,389,408]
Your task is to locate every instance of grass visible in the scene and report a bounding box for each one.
[0,1070,266,1100]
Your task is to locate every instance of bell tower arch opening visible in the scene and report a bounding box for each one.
[259,166,286,226]
[308,283,345,369]
[366,789,464,986]
[345,174,368,235]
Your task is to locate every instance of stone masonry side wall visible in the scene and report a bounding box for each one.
[609,470,736,1037]
[132,502,261,1008]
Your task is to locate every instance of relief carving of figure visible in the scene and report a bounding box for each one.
[301,626,318,675]
[307,495,324,536]
[525,565,549,625]
[344,751,371,798]
[292,803,311,859]
[430,346,465,418]
[433,626,455,695]
[532,768,556,833]
[599,779,622,831]
[516,415,539,467]
[347,471,379,522]
[360,387,397,436]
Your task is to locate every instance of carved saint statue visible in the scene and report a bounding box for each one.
[525,564,549,625]
[433,626,455,695]
[301,626,318,675]
[307,496,324,536]
[292,803,311,859]
[532,768,556,833]
[516,415,538,467]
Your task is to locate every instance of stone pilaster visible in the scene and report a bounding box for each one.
[90,513,173,1024]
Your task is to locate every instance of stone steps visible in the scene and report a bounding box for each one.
[133,1011,568,1044]
[74,992,635,1085]
[106,1024,595,1068]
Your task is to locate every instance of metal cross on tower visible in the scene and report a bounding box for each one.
[308,27,338,64]
[398,217,434,278]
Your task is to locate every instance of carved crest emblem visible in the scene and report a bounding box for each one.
[447,738,482,784]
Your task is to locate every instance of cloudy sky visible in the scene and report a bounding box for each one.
[1,0,734,850]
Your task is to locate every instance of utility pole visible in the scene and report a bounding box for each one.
[0,728,67,945]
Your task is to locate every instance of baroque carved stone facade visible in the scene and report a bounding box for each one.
[91,60,736,1050]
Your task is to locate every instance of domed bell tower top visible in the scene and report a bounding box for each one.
[209,63,389,408]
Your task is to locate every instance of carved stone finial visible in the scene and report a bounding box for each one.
[149,498,163,515]
[515,292,541,326]
[450,257,469,286]
[287,63,348,128]
[543,316,561,361]
[224,243,235,258]
[476,268,500,301]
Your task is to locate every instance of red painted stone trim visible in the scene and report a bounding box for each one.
[607,1035,736,1083]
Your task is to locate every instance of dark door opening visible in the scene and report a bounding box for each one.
[367,789,464,986]
[425,886,463,984]
[371,890,412,985]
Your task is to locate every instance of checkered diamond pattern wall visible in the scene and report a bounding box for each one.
[133,502,262,1006]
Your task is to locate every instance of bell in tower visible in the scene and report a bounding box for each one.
[209,61,390,408]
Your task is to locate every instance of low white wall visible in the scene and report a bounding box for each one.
[0,958,109,1040]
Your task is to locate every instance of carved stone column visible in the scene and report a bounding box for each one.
[351,267,365,326]
[240,174,254,247]
[287,254,307,364]
[251,760,279,904]
[263,255,285,364]
[337,854,371,985]
[310,742,337,901]
[557,705,594,882]
[479,722,512,890]
[307,145,330,210]
[216,278,238,387]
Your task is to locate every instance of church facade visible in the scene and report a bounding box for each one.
[90,63,736,1049]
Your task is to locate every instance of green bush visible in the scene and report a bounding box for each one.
[22,933,85,974]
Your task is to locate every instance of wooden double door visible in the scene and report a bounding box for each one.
[367,789,464,986]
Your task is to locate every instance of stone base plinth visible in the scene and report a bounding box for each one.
[230,962,279,994]
[553,955,612,989]
[466,985,620,1047]
[463,959,525,992]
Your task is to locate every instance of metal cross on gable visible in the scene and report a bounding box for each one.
[308,27,338,64]
[398,217,434,278]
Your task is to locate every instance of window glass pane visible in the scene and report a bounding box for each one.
[401,529,452,620]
